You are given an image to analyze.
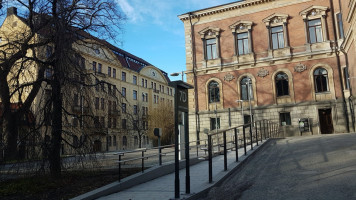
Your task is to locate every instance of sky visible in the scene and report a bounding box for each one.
[116,0,237,81]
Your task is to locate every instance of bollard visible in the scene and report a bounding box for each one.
[249,123,253,150]
[223,131,227,171]
[142,151,145,173]
[118,154,122,182]
[255,121,258,146]
[208,134,213,183]
[243,125,247,155]
[234,128,238,162]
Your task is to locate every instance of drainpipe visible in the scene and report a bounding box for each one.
[329,0,350,132]
[189,13,201,144]
[338,0,356,132]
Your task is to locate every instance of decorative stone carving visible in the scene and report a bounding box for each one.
[294,63,307,73]
[257,68,269,77]
[224,73,235,82]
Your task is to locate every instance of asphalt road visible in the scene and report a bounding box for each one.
[202,133,356,200]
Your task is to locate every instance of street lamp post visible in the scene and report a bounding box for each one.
[170,71,184,81]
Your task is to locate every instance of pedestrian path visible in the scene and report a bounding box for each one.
[91,140,269,200]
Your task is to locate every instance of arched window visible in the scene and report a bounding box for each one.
[208,81,220,103]
[122,136,127,146]
[240,77,253,100]
[314,68,329,93]
[275,72,289,96]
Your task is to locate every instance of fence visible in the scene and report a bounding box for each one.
[115,119,279,182]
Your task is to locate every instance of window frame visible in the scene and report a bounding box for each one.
[208,81,220,103]
[240,77,254,100]
[314,68,329,93]
[199,27,221,61]
[275,72,289,97]
[280,112,291,126]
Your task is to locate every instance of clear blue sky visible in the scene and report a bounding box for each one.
[117,0,237,81]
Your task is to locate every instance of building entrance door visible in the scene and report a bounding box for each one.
[93,140,102,152]
[318,109,333,134]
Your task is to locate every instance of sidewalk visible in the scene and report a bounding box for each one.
[72,139,271,200]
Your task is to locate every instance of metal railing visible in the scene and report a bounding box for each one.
[206,119,279,183]
[114,119,279,182]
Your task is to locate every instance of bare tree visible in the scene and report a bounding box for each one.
[0,0,125,178]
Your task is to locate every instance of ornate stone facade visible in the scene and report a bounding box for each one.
[179,0,355,141]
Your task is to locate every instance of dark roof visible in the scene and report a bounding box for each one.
[8,9,170,81]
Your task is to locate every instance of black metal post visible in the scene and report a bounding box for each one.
[118,154,122,182]
[184,112,190,194]
[208,134,213,183]
[266,121,269,139]
[158,136,162,165]
[243,125,247,155]
[234,128,238,162]
[223,131,227,171]
[249,123,253,150]
[142,151,144,173]
[259,121,262,142]
[255,121,258,146]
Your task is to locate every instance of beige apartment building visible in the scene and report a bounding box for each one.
[179,0,355,142]
[0,7,174,156]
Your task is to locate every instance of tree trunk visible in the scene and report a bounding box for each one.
[3,112,19,161]
[49,76,62,178]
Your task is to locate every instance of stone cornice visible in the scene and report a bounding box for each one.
[178,0,276,21]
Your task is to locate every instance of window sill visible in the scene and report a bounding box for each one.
[234,53,255,64]
[268,47,291,58]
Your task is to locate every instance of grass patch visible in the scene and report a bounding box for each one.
[0,168,142,200]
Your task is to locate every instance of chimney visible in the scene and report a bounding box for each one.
[7,7,17,16]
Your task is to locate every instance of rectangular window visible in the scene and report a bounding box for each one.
[133,75,137,85]
[122,119,127,129]
[210,118,220,130]
[113,101,117,111]
[271,26,284,49]
[133,90,137,100]
[98,63,102,73]
[113,85,116,96]
[308,19,323,43]
[74,94,79,106]
[122,72,126,81]
[95,79,99,91]
[113,68,116,78]
[237,32,249,55]
[108,117,112,128]
[100,116,105,128]
[280,112,291,126]
[95,97,99,109]
[108,100,112,112]
[122,87,126,97]
[142,78,144,87]
[243,115,254,125]
[145,80,147,88]
[94,116,100,128]
[142,93,145,101]
[134,105,138,115]
[101,98,105,110]
[206,38,217,60]
[122,103,126,113]
[113,118,117,129]
[336,13,344,39]
[108,67,111,77]
[93,61,97,72]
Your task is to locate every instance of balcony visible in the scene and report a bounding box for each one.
[153,89,159,93]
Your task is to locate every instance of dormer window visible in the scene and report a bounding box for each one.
[263,14,289,50]
[199,27,221,60]
[300,6,328,44]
